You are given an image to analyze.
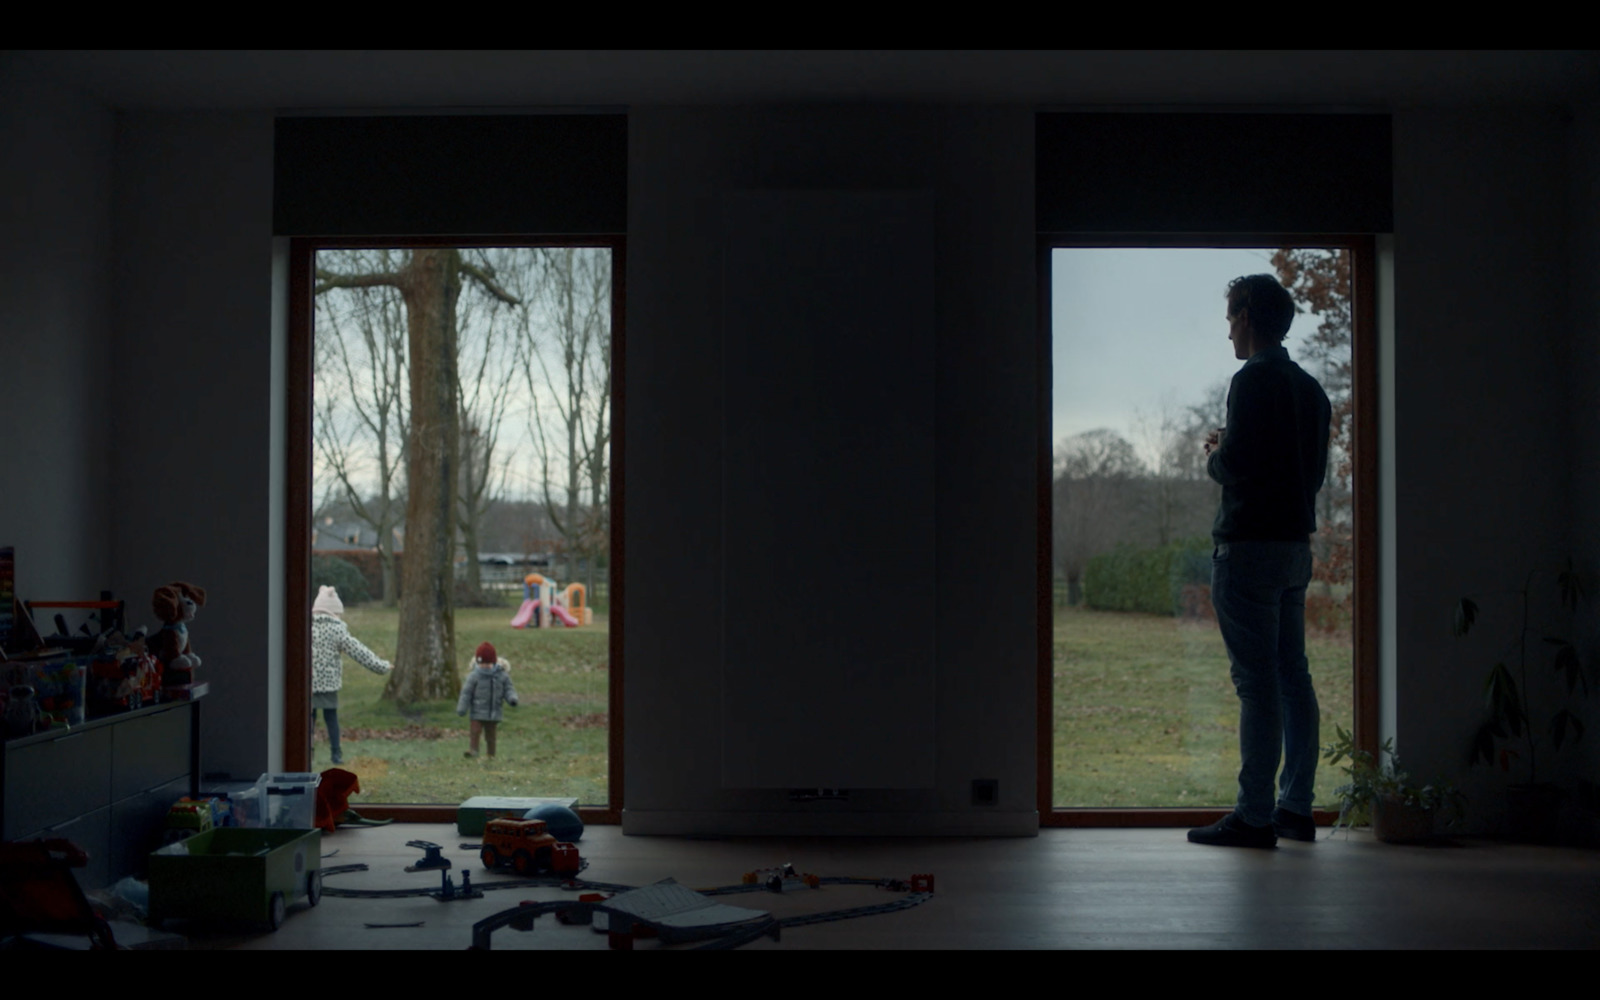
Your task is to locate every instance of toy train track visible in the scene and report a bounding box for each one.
[461,877,934,949]
[694,893,934,950]
[319,863,934,949]
[317,862,604,898]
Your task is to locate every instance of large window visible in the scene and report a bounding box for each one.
[1041,237,1376,823]
[288,238,624,820]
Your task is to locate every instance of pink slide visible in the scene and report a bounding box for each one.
[549,604,580,627]
[510,599,539,628]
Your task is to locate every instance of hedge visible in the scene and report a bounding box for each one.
[311,553,372,606]
[1083,537,1213,616]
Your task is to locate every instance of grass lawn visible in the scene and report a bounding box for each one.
[1053,604,1353,809]
[317,601,1350,812]
[318,603,610,806]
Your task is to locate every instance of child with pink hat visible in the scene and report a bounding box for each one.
[310,584,391,765]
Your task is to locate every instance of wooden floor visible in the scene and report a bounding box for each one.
[147,823,1599,950]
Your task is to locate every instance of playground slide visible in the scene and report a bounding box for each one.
[510,599,540,628]
[549,604,580,628]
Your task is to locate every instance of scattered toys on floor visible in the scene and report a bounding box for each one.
[429,868,483,901]
[477,817,583,877]
[523,802,584,841]
[403,840,451,873]
[742,863,822,892]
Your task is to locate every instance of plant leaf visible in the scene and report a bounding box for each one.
[1552,711,1585,750]
[1453,598,1478,637]
[1469,722,1498,767]
[1558,558,1584,612]
[1547,639,1584,696]
[1486,663,1523,735]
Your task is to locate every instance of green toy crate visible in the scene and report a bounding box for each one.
[457,796,578,836]
[147,827,322,931]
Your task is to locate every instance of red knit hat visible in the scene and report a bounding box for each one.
[475,641,497,664]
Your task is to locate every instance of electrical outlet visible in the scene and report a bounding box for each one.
[788,788,850,802]
[972,778,998,806]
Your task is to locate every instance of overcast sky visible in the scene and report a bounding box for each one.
[1051,247,1329,468]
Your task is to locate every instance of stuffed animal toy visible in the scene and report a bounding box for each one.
[152,582,205,688]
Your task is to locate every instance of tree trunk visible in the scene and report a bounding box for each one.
[461,519,482,600]
[379,537,399,608]
[459,424,483,602]
[385,249,463,705]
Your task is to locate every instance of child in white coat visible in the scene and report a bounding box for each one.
[310,585,391,765]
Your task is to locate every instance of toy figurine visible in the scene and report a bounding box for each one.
[5,684,44,738]
[88,628,159,713]
[151,582,205,693]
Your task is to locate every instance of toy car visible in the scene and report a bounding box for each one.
[479,818,581,877]
[162,796,233,844]
[162,801,215,844]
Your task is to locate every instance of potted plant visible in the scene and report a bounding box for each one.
[1322,726,1465,843]
[1454,559,1590,843]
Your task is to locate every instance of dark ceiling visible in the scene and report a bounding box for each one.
[10,50,1598,112]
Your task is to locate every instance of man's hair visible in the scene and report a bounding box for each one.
[1226,274,1296,343]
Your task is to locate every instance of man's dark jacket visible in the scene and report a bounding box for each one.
[1207,344,1332,543]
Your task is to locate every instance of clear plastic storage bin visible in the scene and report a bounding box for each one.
[261,772,321,830]
[229,783,264,828]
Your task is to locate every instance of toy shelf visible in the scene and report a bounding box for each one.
[1,696,202,890]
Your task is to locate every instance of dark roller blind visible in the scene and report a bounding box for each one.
[273,115,626,236]
[1037,113,1391,233]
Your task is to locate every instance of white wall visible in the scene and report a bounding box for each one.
[1391,108,1578,832]
[1566,98,1600,843]
[0,65,114,604]
[107,111,278,782]
[7,67,1593,836]
[623,106,1037,834]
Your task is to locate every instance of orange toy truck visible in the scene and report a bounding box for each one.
[479,818,582,877]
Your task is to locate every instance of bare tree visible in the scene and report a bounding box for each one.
[1053,428,1147,605]
[1132,393,1222,547]
[313,250,410,607]
[515,247,613,591]
[454,249,523,604]
[317,249,518,705]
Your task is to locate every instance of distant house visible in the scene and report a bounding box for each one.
[476,552,551,568]
[311,516,384,552]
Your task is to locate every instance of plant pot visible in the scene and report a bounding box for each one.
[1504,783,1564,844]
[1372,794,1435,844]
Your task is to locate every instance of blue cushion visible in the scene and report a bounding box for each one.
[524,803,583,842]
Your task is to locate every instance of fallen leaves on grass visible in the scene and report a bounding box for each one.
[526,692,592,705]
[341,724,448,741]
[560,712,608,730]
[345,757,390,780]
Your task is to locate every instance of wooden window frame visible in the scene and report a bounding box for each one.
[287,235,626,825]
[1036,233,1378,828]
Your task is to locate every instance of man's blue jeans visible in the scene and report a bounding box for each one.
[1211,539,1318,827]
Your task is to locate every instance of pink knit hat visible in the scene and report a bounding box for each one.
[313,585,344,617]
[475,641,497,664]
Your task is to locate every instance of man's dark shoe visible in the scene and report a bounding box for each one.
[1272,807,1317,842]
[1188,813,1277,848]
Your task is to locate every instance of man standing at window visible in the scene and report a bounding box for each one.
[1188,274,1332,849]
